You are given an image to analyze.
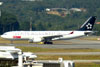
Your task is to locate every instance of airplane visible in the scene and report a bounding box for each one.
[1,16,96,44]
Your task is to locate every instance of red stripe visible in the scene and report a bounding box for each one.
[13,36,21,38]
[70,31,74,34]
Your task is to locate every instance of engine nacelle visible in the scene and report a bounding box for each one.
[28,37,43,43]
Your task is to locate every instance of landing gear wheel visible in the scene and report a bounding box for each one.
[44,42,53,44]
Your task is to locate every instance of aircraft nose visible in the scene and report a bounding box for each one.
[1,35,5,38]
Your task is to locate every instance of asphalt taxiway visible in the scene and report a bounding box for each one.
[36,52,100,55]
[13,43,100,49]
[0,37,100,49]
[11,38,100,49]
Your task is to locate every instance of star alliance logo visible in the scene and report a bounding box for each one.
[86,23,92,29]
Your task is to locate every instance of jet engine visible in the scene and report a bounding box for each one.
[28,37,43,43]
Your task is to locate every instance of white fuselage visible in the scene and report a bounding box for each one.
[1,31,88,42]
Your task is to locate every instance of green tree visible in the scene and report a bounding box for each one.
[0,11,19,34]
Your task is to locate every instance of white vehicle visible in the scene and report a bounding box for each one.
[1,16,96,44]
[0,46,37,60]
[23,52,37,59]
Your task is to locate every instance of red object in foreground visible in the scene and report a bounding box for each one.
[13,36,21,38]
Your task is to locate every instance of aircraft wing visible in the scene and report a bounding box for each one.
[43,31,74,41]
[43,35,63,41]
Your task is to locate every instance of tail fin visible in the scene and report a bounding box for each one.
[79,16,96,31]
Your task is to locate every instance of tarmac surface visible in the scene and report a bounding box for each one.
[11,39,100,49]
[13,43,100,49]
[1,37,100,49]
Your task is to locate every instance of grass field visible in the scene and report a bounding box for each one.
[75,63,100,67]
[36,55,100,60]
[16,46,100,53]
[0,37,29,44]
[16,46,100,67]
[0,37,100,67]
[79,36,99,41]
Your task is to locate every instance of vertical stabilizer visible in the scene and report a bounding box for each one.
[79,16,96,31]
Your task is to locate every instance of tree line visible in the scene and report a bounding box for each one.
[0,0,100,35]
[0,11,19,34]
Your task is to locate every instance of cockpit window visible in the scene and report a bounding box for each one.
[3,33,7,35]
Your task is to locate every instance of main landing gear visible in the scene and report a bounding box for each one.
[44,41,53,44]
